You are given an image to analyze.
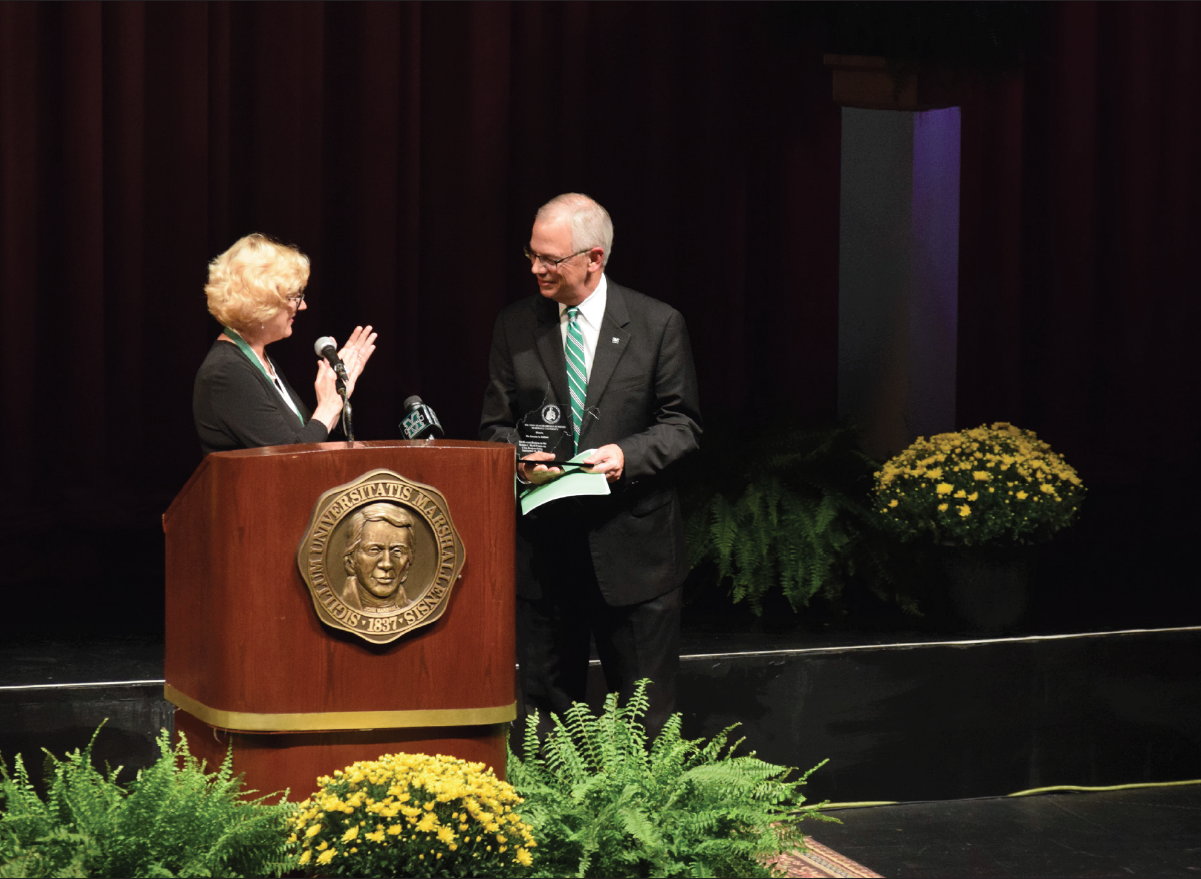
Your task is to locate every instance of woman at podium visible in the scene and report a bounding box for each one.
[193,233,376,455]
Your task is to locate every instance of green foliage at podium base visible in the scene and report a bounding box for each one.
[0,727,297,879]
[508,681,833,878]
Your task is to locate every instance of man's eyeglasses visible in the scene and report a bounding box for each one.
[523,246,591,270]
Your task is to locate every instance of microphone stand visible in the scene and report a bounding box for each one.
[337,378,354,443]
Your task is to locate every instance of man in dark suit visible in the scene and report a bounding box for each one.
[479,193,702,735]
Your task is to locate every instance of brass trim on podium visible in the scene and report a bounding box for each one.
[165,685,517,733]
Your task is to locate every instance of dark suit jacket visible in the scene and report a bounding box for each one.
[479,281,702,606]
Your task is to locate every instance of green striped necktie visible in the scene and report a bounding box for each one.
[565,307,587,453]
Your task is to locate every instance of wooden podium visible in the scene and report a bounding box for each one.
[163,440,516,800]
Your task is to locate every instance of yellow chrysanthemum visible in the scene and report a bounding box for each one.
[298,850,312,866]
[300,751,535,876]
[958,505,971,517]
[938,503,948,512]
[936,483,954,495]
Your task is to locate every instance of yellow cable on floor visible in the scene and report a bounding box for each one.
[813,778,1201,809]
[1006,779,1201,797]
[814,801,899,810]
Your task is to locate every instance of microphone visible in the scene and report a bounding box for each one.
[400,395,445,440]
[314,336,349,383]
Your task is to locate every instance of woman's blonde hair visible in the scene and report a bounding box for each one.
[205,233,310,332]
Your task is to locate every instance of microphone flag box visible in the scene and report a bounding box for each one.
[401,405,442,440]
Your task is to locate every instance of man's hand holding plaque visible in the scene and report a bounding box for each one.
[519,450,566,486]
[518,448,611,515]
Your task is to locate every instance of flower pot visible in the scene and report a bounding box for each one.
[939,544,1038,632]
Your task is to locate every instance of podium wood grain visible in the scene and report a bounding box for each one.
[164,440,516,793]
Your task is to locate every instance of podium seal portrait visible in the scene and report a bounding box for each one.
[297,469,466,645]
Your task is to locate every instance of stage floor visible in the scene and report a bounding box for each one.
[4,632,1200,878]
[810,783,1201,878]
[0,629,968,687]
[5,627,1201,802]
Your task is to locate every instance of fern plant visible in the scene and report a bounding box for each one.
[0,726,297,878]
[681,422,903,615]
[507,681,832,878]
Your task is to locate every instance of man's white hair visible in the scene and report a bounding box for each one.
[535,193,614,267]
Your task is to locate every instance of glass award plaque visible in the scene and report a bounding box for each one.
[517,403,572,458]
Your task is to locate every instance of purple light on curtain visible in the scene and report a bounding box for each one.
[909,107,961,441]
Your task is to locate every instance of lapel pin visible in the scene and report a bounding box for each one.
[612,337,620,344]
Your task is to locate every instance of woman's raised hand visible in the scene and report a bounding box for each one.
[338,325,378,397]
[312,326,377,434]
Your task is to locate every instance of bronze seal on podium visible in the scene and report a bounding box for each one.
[297,469,466,645]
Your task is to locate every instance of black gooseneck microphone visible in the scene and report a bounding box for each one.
[313,336,350,383]
[400,396,444,440]
[314,336,354,441]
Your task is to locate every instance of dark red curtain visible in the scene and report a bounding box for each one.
[959,1,1201,622]
[0,0,839,510]
[0,2,840,630]
[4,1,1197,632]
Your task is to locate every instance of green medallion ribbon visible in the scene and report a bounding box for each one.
[223,327,303,426]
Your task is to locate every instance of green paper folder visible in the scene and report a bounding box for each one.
[519,449,611,515]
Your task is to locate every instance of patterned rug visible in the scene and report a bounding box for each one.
[770,836,883,878]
